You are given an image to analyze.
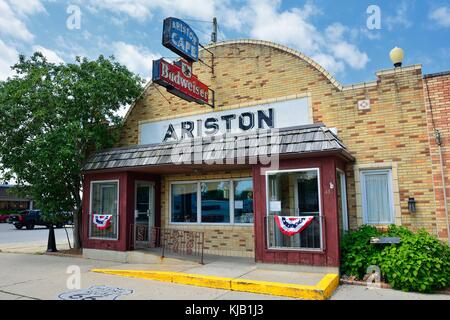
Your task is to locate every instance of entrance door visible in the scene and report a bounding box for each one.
[134,182,155,246]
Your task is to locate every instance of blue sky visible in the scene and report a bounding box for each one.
[1,0,449,87]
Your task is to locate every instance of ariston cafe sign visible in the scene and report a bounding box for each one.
[152,17,211,106]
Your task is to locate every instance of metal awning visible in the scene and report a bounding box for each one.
[82,123,354,172]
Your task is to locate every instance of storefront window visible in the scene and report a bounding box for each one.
[266,169,322,250]
[201,181,230,223]
[171,183,197,223]
[89,181,118,239]
[234,179,254,223]
[170,179,253,224]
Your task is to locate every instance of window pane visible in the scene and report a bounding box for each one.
[171,183,197,223]
[90,182,118,239]
[267,170,321,249]
[363,171,393,224]
[201,181,230,223]
[297,171,319,213]
[234,179,253,223]
[136,185,150,213]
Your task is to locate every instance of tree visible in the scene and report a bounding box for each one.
[0,52,144,249]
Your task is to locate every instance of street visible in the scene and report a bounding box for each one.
[0,222,73,253]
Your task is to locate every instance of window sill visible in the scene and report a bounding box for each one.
[266,247,325,254]
[88,237,119,241]
[168,222,254,227]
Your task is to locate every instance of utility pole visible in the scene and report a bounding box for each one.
[211,17,217,43]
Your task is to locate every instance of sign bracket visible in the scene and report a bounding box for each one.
[199,43,214,75]
[205,88,215,109]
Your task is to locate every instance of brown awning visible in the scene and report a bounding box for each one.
[83,123,354,172]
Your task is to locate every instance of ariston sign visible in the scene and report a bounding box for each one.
[152,58,209,105]
[139,97,312,144]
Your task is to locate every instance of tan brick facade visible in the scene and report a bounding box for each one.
[424,72,450,241]
[118,40,449,255]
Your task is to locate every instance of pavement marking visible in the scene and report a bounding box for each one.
[58,285,133,300]
[91,269,339,300]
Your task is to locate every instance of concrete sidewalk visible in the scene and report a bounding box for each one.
[0,252,449,300]
[0,252,296,300]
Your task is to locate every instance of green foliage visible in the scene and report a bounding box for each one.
[0,52,143,244]
[373,229,450,293]
[341,225,450,293]
[340,225,381,279]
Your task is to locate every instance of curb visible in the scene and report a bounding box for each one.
[91,269,339,300]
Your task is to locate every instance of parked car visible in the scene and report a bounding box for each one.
[9,210,71,230]
[0,214,10,223]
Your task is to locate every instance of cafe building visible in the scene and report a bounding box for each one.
[81,37,450,270]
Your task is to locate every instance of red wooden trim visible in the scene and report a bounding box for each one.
[82,171,161,252]
[253,156,345,267]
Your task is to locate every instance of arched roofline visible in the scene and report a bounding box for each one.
[123,39,344,122]
[203,39,343,90]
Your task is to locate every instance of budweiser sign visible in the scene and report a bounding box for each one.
[152,58,209,105]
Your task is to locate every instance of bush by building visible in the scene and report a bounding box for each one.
[341,225,450,293]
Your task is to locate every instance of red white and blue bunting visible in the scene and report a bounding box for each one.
[274,215,314,236]
[93,214,112,230]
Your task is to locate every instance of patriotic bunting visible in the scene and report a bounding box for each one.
[93,214,113,230]
[274,215,314,236]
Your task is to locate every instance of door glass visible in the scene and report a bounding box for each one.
[135,184,151,242]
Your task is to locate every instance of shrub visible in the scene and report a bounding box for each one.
[341,225,450,293]
[373,229,450,293]
[340,225,382,279]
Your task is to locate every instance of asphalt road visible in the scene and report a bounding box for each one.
[0,222,73,247]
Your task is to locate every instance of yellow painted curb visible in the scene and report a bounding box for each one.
[315,274,340,300]
[91,269,339,300]
[230,278,323,300]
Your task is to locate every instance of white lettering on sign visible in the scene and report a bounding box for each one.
[139,97,311,145]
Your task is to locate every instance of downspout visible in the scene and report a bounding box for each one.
[435,129,450,245]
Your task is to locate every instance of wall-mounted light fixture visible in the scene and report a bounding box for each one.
[390,47,404,68]
[408,197,416,213]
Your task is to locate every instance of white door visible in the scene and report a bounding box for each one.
[135,182,154,243]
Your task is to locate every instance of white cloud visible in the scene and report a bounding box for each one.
[325,23,369,70]
[0,0,35,42]
[220,1,368,75]
[244,0,323,54]
[32,45,65,64]
[87,0,215,22]
[6,0,46,16]
[112,41,159,79]
[429,6,450,27]
[385,2,413,31]
[311,53,345,75]
[0,38,19,80]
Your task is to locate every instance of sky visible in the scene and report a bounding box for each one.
[0,0,449,91]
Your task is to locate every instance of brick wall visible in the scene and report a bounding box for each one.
[119,40,447,253]
[424,72,450,241]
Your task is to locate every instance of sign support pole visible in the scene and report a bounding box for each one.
[199,44,214,75]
